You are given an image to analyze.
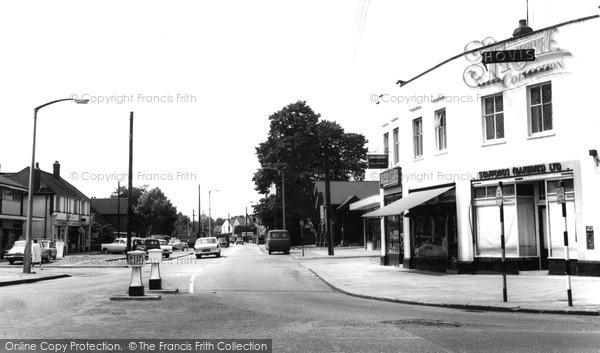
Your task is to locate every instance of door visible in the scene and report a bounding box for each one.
[538,205,548,270]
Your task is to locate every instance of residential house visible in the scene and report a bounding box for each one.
[0,175,27,257]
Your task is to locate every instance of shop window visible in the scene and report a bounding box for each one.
[516,183,534,196]
[546,179,574,193]
[529,82,552,134]
[413,118,423,158]
[482,94,504,141]
[473,184,515,200]
[434,109,447,151]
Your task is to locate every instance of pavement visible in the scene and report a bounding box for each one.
[280,245,600,316]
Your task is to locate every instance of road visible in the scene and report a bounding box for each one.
[1,244,599,352]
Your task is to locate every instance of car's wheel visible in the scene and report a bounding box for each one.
[196,255,201,259]
[52,254,57,260]
[216,252,221,258]
[284,250,290,255]
[268,250,272,255]
[164,254,170,258]
[101,248,109,254]
[8,260,14,265]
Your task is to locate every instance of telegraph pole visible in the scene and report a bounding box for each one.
[126,112,134,251]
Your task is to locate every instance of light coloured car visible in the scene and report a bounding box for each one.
[168,238,189,251]
[4,240,52,265]
[100,238,128,254]
[158,239,173,258]
[194,237,221,259]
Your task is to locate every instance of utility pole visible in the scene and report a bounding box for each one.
[325,170,334,256]
[126,112,134,251]
[198,184,201,236]
[192,210,195,232]
[117,181,121,237]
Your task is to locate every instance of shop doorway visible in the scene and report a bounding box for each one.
[538,205,548,270]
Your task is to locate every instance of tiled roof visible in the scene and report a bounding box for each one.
[0,175,27,190]
[313,181,379,205]
[90,198,129,215]
[3,167,89,200]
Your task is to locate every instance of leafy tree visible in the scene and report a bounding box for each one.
[253,101,368,244]
[173,212,191,238]
[134,187,178,236]
[90,223,115,251]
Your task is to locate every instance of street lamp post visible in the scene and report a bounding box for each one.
[24,98,88,273]
[208,189,219,237]
[260,167,285,230]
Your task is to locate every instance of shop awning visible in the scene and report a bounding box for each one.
[362,186,454,218]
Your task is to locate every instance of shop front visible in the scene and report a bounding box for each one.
[381,167,402,266]
[471,161,578,273]
[406,186,458,272]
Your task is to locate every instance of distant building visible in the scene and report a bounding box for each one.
[0,175,27,257]
[2,161,91,253]
[314,181,380,247]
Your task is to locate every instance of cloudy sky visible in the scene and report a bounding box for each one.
[0,0,596,220]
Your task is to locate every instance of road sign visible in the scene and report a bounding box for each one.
[496,185,503,207]
[557,186,566,204]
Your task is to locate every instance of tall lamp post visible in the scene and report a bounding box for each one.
[260,167,285,230]
[208,189,219,237]
[24,97,88,273]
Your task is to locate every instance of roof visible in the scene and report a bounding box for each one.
[0,175,27,190]
[313,181,380,205]
[90,198,129,215]
[2,167,89,200]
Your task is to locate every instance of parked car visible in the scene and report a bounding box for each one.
[168,237,189,251]
[132,238,163,257]
[157,239,173,258]
[38,239,57,260]
[4,240,53,265]
[266,230,291,255]
[217,237,229,248]
[235,236,244,245]
[194,237,221,259]
[100,237,129,254]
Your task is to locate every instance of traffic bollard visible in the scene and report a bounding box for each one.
[127,250,145,296]
[148,249,162,290]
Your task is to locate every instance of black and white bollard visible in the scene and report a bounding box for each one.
[148,249,162,290]
[127,250,145,296]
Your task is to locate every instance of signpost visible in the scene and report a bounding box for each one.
[558,181,573,306]
[497,182,508,302]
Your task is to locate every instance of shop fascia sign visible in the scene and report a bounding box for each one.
[477,162,563,180]
[367,154,389,169]
[463,27,571,88]
[380,167,401,189]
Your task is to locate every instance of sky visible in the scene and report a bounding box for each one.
[0,0,597,220]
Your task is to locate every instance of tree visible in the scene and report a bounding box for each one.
[173,212,191,238]
[134,187,178,236]
[90,223,115,251]
[110,185,148,233]
[253,101,368,244]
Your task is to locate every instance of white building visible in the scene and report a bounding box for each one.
[366,14,600,276]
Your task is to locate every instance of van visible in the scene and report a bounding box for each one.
[265,230,290,255]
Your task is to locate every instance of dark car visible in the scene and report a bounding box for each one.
[217,237,229,248]
[4,240,53,265]
[38,239,57,260]
[265,230,290,255]
[132,238,163,257]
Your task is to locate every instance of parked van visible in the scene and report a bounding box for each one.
[265,230,290,255]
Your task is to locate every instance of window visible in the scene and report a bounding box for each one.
[2,189,19,201]
[383,132,389,156]
[413,118,423,158]
[482,94,504,141]
[529,82,552,134]
[393,128,399,164]
[434,109,447,151]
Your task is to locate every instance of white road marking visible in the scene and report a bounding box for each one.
[189,274,197,293]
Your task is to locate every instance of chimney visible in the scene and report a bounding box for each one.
[53,161,60,178]
[33,167,41,192]
[513,19,533,37]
